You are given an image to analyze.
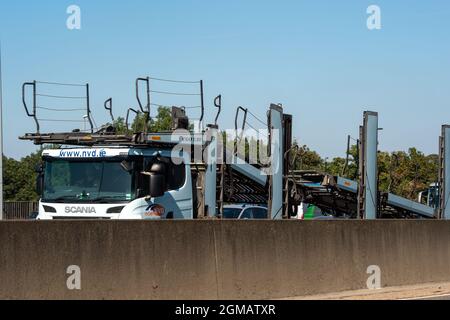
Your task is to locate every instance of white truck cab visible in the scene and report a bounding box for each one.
[37,146,193,220]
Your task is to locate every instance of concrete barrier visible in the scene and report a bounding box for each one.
[1,220,450,299]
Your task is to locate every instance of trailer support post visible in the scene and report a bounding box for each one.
[268,104,284,219]
[439,125,450,219]
[205,124,219,218]
[358,111,378,219]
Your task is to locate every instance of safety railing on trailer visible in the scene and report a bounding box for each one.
[135,77,150,134]
[140,76,205,132]
[104,97,114,122]
[233,105,269,164]
[22,80,94,133]
[125,107,140,132]
[283,144,300,218]
[19,76,225,149]
[234,106,248,155]
[213,95,222,126]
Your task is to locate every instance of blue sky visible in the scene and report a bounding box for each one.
[1,0,449,159]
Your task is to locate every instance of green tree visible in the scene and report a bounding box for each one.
[149,107,172,132]
[327,157,346,176]
[112,107,173,134]
[326,144,359,179]
[288,141,437,201]
[3,151,42,201]
[377,148,438,199]
[112,116,128,134]
[291,142,323,171]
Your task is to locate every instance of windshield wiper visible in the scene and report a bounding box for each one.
[50,195,80,202]
[91,195,127,203]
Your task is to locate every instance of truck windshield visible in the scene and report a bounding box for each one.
[43,159,133,202]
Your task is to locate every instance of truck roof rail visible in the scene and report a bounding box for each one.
[19,131,133,146]
[22,81,39,133]
[125,107,140,133]
[104,97,114,122]
[21,80,94,134]
[234,106,248,153]
[214,95,222,126]
[145,76,205,132]
[136,77,150,134]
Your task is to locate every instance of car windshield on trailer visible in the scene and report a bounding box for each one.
[223,207,242,219]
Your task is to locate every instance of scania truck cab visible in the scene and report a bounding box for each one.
[37,146,193,220]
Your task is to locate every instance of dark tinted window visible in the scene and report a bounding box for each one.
[223,208,241,219]
[240,209,252,219]
[166,161,186,190]
[252,207,268,219]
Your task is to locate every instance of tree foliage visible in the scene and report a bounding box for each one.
[377,148,438,199]
[113,106,173,135]
[3,151,41,201]
[291,142,323,171]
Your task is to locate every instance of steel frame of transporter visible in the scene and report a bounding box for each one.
[290,112,450,219]
[19,78,450,220]
[20,77,290,220]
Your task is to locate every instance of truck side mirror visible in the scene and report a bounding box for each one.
[35,163,44,195]
[36,173,44,196]
[149,174,166,198]
[142,162,167,198]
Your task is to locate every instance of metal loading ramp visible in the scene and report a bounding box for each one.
[283,111,446,220]
[289,171,358,217]
[222,165,268,204]
[214,104,287,214]
[289,170,437,219]
[219,146,269,205]
[381,193,436,218]
[216,148,437,218]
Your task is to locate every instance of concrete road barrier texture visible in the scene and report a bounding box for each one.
[1,220,450,300]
